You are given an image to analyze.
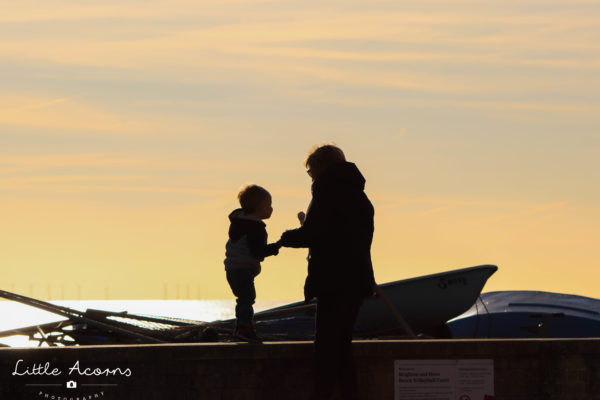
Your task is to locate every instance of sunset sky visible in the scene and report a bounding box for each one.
[1,0,599,300]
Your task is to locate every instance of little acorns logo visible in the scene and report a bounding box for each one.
[12,359,132,378]
[11,359,132,399]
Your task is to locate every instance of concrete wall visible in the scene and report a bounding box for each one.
[1,339,599,399]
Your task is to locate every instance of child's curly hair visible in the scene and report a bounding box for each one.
[238,185,270,214]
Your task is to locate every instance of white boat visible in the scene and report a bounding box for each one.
[254,264,498,338]
[357,264,498,336]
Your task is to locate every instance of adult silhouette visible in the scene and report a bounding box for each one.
[279,144,375,400]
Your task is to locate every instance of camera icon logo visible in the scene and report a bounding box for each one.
[66,380,77,389]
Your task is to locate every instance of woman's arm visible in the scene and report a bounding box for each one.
[280,198,328,248]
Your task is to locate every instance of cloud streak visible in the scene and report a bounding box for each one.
[479,201,570,224]
[0,95,150,133]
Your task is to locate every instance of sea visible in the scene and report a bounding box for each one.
[0,299,290,348]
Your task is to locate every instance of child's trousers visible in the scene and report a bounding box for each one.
[226,268,256,328]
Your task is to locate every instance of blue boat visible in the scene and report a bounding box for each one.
[448,290,600,338]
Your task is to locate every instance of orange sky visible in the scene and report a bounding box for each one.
[1,0,599,300]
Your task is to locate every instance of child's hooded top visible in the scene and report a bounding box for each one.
[224,209,279,275]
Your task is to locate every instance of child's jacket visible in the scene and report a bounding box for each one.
[224,209,279,275]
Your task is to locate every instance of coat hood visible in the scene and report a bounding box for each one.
[228,208,265,242]
[311,161,366,195]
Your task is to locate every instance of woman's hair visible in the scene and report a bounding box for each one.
[238,184,270,213]
[305,143,346,174]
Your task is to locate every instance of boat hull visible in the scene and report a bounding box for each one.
[255,264,498,337]
[448,290,600,338]
[355,264,497,335]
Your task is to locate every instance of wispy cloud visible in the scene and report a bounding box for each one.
[1,2,598,94]
[372,195,571,222]
[0,182,228,195]
[6,97,70,112]
[0,152,293,173]
[479,201,569,224]
[0,175,147,184]
[0,95,150,133]
[0,0,274,22]
[372,195,526,209]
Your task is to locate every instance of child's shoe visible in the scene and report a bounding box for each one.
[234,323,262,343]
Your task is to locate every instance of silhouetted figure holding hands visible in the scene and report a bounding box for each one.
[279,144,375,400]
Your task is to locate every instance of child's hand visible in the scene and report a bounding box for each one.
[270,240,281,256]
[297,211,306,225]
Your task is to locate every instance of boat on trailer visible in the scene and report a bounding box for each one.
[0,264,497,346]
[448,290,600,338]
